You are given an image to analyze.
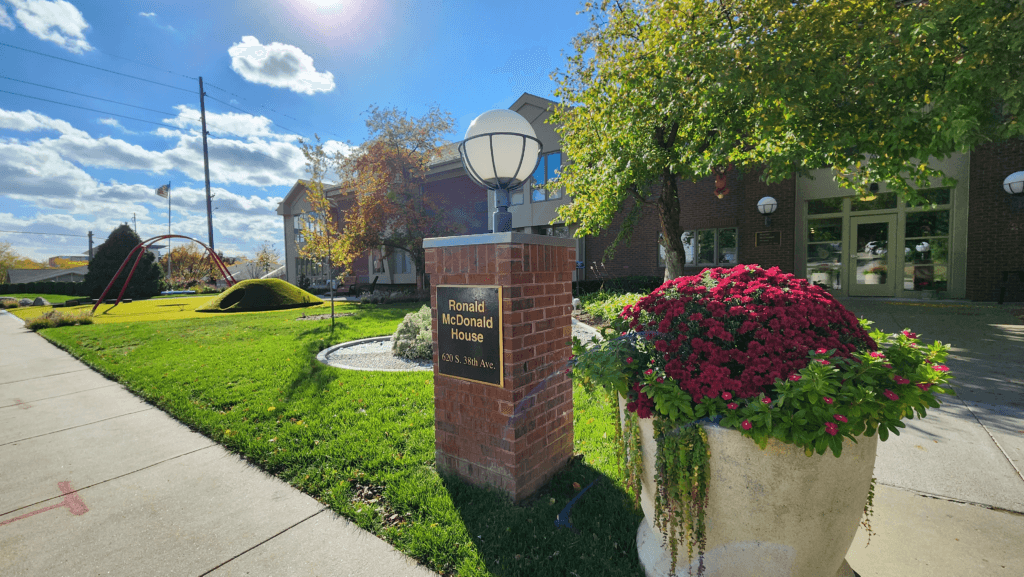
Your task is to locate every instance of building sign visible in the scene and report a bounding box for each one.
[755,231,782,247]
[436,285,503,386]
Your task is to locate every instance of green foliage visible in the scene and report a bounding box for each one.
[652,420,710,577]
[196,279,322,313]
[392,304,432,360]
[84,224,163,299]
[552,0,1024,273]
[580,291,646,326]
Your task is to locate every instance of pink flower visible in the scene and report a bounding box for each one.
[564,368,572,375]
[722,392,733,401]
[825,422,838,436]
[626,357,633,364]
[834,414,848,423]
[788,374,801,382]
[817,359,831,365]
[621,332,627,336]
[932,364,949,372]
[883,363,893,369]
[762,397,772,405]
[883,389,899,401]
[656,377,664,383]
[916,382,931,392]
[823,396,834,404]
[644,369,654,376]
[902,330,917,339]
[741,420,752,430]
[893,375,910,385]
[728,402,738,410]
[816,348,828,355]
[870,352,884,358]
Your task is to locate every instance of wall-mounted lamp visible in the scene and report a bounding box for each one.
[1003,171,1024,195]
[757,196,778,228]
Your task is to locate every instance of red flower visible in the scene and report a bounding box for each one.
[825,422,838,436]
[817,359,831,365]
[834,414,848,423]
[916,382,931,392]
[870,352,884,358]
[722,392,733,401]
[823,396,834,404]
[902,330,918,339]
[816,348,828,354]
[656,377,664,383]
[789,374,801,382]
[893,375,910,385]
[932,364,949,372]
[728,402,738,410]
[644,369,654,376]
[762,397,772,405]
[741,420,752,430]
[626,357,633,364]
[883,389,899,401]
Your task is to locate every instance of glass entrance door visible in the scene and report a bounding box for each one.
[849,215,896,297]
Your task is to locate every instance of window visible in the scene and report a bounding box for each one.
[531,152,562,202]
[536,224,573,238]
[390,249,413,274]
[903,188,951,292]
[658,228,737,267]
[806,218,843,290]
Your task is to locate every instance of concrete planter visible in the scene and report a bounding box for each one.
[623,398,878,577]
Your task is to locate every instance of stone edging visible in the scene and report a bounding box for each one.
[316,336,433,372]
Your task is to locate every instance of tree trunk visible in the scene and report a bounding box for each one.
[658,169,687,281]
[412,247,425,290]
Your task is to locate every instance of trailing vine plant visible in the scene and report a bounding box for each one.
[653,419,711,577]
[860,476,877,546]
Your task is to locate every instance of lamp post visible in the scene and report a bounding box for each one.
[458,109,542,233]
[757,196,778,227]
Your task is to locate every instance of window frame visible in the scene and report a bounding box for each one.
[530,151,563,203]
[658,227,738,267]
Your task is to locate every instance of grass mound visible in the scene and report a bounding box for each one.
[196,278,322,313]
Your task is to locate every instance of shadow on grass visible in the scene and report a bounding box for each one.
[439,460,644,577]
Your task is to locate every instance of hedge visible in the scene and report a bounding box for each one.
[0,281,89,296]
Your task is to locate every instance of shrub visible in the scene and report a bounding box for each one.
[84,224,163,299]
[359,290,428,305]
[0,297,18,309]
[580,291,646,323]
[392,304,432,360]
[25,310,93,331]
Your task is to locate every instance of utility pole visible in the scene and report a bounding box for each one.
[199,77,215,252]
[88,231,93,263]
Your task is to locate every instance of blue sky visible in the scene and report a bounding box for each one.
[0,0,590,261]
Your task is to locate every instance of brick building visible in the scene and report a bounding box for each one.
[279,93,1024,302]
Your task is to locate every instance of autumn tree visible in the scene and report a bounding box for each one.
[330,105,464,289]
[552,0,1024,278]
[243,241,280,280]
[50,258,88,269]
[165,244,221,287]
[0,242,15,282]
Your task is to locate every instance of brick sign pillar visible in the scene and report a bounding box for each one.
[423,233,576,502]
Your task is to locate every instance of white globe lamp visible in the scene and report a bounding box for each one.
[1003,171,1024,195]
[458,109,542,232]
[757,196,778,227]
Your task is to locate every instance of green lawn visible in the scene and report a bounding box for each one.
[33,303,642,576]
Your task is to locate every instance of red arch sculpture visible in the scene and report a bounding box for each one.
[92,235,237,314]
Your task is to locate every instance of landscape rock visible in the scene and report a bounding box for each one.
[32,297,51,307]
[18,298,33,306]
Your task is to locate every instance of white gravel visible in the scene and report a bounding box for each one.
[316,319,602,372]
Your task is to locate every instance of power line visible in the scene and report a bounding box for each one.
[203,80,305,124]
[0,230,104,240]
[93,48,199,82]
[203,94,306,138]
[0,75,183,118]
[0,89,184,129]
[0,41,197,94]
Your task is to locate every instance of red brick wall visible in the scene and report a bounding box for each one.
[585,170,797,280]
[425,241,575,502]
[967,140,1024,302]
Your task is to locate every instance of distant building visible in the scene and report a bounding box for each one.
[7,265,89,284]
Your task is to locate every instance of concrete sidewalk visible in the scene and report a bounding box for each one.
[0,312,436,577]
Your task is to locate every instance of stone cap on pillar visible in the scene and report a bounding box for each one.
[423,232,577,249]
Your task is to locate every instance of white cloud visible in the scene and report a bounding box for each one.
[98,117,137,135]
[0,5,15,29]
[228,36,335,95]
[322,139,354,158]
[5,0,93,54]
[139,11,155,17]
[164,104,296,141]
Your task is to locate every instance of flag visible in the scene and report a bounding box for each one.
[156,184,170,198]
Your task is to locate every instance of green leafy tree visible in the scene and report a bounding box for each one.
[552,0,1024,278]
[84,224,163,299]
[298,136,347,330]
